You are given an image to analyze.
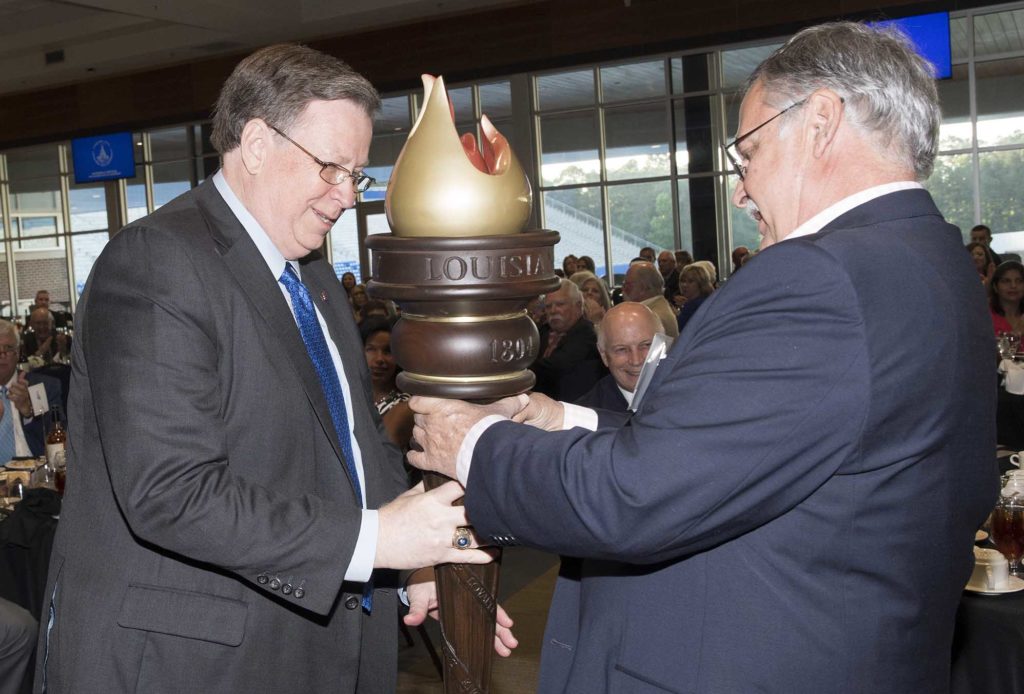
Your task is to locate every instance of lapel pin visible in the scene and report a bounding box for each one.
[320,290,328,302]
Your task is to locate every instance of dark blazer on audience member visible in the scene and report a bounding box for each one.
[574,374,628,412]
[464,189,997,693]
[662,267,680,305]
[532,318,606,402]
[35,179,408,694]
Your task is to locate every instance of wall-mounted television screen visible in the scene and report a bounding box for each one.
[71,132,136,184]
[873,11,952,80]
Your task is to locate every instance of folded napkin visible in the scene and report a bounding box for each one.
[1001,359,1024,395]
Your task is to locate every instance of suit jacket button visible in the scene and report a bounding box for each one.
[256,574,269,585]
[281,583,293,595]
[269,578,281,590]
[294,588,305,599]
[345,596,359,610]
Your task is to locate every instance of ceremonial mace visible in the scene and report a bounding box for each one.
[366,75,559,693]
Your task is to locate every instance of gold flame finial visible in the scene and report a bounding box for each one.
[385,75,533,237]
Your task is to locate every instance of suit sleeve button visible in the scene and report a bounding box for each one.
[294,588,305,599]
[281,583,293,595]
[256,574,269,585]
[345,596,360,610]
[269,578,281,590]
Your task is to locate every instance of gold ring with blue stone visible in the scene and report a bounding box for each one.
[452,527,472,550]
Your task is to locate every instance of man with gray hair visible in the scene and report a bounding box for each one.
[531,279,605,402]
[577,302,664,411]
[37,44,509,694]
[409,21,994,693]
[622,261,679,338]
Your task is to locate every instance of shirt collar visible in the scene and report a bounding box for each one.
[785,181,924,242]
[212,170,295,280]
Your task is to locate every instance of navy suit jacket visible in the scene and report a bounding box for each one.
[532,319,606,402]
[466,190,998,693]
[575,374,628,412]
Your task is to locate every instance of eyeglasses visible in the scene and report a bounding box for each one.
[724,98,808,181]
[0,346,18,357]
[268,125,376,193]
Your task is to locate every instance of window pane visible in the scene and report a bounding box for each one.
[71,231,110,297]
[150,126,191,162]
[608,181,674,271]
[728,175,761,252]
[18,217,60,249]
[975,9,1024,57]
[448,86,474,125]
[543,188,604,271]
[924,153,973,236]
[479,82,511,119]
[69,183,108,233]
[6,144,60,179]
[601,61,665,102]
[370,96,412,192]
[9,176,62,214]
[539,111,600,186]
[950,16,969,61]
[536,70,594,111]
[152,161,192,208]
[0,246,10,319]
[670,54,711,94]
[16,249,68,316]
[674,96,714,174]
[329,212,360,280]
[980,149,1024,236]
[937,64,971,151]
[976,58,1024,148]
[126,179,148,223]
[605,103,670,181]
[721,44,781,89]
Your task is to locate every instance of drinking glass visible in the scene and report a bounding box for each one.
[992,493,1024,576]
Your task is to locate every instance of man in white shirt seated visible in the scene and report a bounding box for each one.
[0,321,62,460]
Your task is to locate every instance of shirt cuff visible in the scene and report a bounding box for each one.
[562,402,599,431]
[344,509,378,583]
[456,414,508,486]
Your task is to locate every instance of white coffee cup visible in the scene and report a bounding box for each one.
[1011,452,1024,468]
[971,547,1010,590]
[1006,365,1024,395]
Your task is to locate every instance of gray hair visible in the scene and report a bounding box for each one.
[629,262,665,298]
[211,44,380,153]
[0,320,18,345]
[596,302,664,353]
[746,21,940,180]
[547,278,583,308]
[681,263,715,297]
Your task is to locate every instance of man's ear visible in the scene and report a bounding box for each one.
[238,119,271,175]
[806,89,844,158]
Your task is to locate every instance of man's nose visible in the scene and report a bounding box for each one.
[731,178,748,209]
[328,180,358,210]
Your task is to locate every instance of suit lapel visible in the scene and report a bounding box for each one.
[191,181,352,489]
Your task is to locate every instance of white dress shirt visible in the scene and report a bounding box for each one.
[4,371,34,458]
[213,171,377,583]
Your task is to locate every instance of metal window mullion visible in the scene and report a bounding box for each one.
[968,14,982,228]
[0,154,14,319]
[143,133,155,214]
[58,144,75,305]
[595,69,614,273]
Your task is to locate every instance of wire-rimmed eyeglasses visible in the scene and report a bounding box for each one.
[723,98,808,181]
[269,125,376,193]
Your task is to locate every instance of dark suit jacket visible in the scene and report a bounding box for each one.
[574,374,628,412]
[35,179,408,693]
[465,190,998,693]
[532,318,607,402]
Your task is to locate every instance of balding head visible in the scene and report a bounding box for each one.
[29,307,54,339]
[597,302,664,392]
[657,251,676,277]
[622,262,664,302]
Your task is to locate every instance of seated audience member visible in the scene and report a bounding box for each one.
[349,283,369,320]
[21,308,70,365]
[31,290,50,312]
[577,255,597,274]
[971,224,1003,265]
[658,250,681,307]
[360,299,390,323]
[732,246,751,274]
[0,597,36,694]
[622,262,679,338]
[991,261,1024,335]
[674,249,693,269]
[340,271,357,297]
[569,271,612,326]
[360,317,413,452]
[527,295,547,329]
[531,279,606,402]
[967,242,997,288]
[0,320,63,458]
[677,263,716,333]
[693,260,719,288]
[577,302,665,411]
[638,246,656,264]
[562,255,578,277]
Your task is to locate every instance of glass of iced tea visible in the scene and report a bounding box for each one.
[992,494,1024,576]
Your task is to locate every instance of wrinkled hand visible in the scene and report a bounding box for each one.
[405,568,518,657]
[673,294,686,308]
[582,297,605,324]
[55,333,69,354]
[375,481,494,569]
[7,372,32,418]
[511,392,565,431]
[36,336,53,358]
[408,395,527,478]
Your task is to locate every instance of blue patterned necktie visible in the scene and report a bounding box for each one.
[0,386,15,463]
[279,264,363,506]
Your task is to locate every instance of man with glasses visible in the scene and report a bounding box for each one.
[36,44,510,694]
[410,22,995,693]
[0,320,61,459]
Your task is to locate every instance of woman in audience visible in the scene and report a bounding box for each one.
[350,283,369,321]
[569,270,612,325]
[360,317,414,452]
[562,255,578,277]
[677,263,716,333]
[692,259,718,288]
[967,242,997,288]
[991,261,1024,335]
[341,271,357,297]
[577,255,597,274]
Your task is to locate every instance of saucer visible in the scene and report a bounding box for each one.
[4,459,36,471]
[965,575,1024,595]
[976,530,989,542]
